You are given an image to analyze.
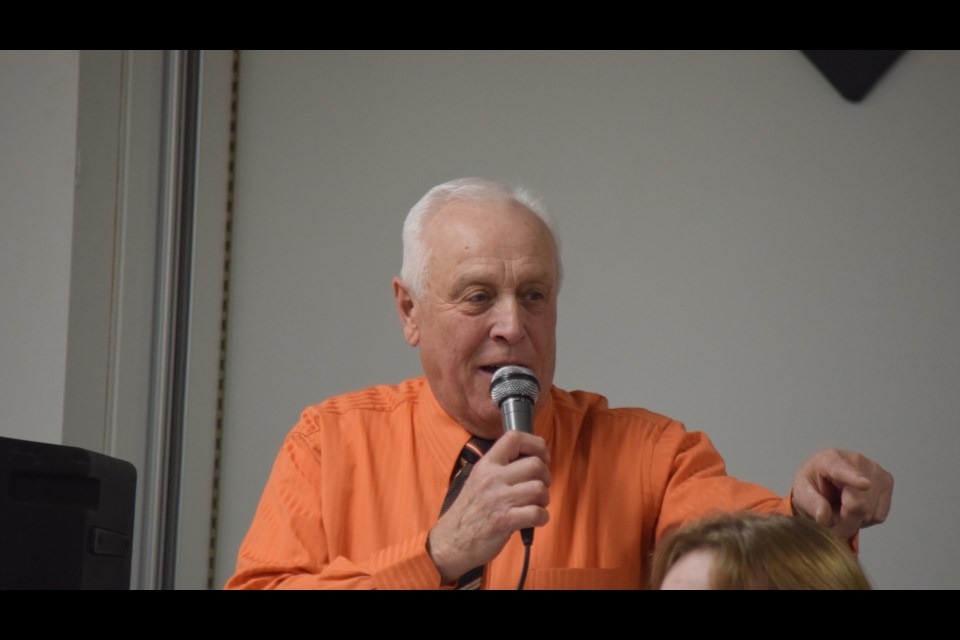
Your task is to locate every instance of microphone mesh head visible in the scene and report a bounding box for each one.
[490,365,540,405]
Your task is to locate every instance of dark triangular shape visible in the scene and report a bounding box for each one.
[802,50,906,103]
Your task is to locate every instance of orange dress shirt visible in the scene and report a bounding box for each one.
[226,377,791,589]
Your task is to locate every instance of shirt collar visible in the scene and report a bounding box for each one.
[416,377,557,472]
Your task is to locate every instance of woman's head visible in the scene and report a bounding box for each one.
[651,513,872,590]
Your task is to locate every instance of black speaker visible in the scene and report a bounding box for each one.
[0,436,137,589]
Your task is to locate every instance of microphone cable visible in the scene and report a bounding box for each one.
[517,528,533,590]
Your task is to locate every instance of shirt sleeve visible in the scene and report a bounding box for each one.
[224,429,444,590]
[648,421,793,543]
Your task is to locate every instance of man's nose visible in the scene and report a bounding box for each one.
[490,297,525,344]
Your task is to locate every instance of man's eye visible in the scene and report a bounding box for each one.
[466,292,490,303]
[525,291,545,302]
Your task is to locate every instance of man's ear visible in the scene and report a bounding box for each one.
[393,277,421,347]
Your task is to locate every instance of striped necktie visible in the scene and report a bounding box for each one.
[440,436,495,589]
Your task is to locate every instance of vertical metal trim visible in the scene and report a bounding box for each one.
[206,49,241,590]
[162,49,202,589]
[144,49,203,590]
[104,51,130,456]
[141,51,178,590]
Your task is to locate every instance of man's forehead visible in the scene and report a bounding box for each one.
[448,256,558,286]
[419,198,560,292]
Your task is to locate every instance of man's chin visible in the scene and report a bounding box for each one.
[462,410,507,441]
[463,423,505,440]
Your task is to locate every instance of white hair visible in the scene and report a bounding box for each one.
[400,177,562,298]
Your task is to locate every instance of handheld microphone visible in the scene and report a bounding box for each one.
[490,365,539,434]
[490,366,540,550]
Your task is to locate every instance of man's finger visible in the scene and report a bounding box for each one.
[507,504,550,530]
[498,455,552,487]
[793,487,834,529]
[873,474,894,524]
[832,485,867,539]
[817,450,872,491]
[485,431,550,465]
[839,484,869,522]
[507,478,551,509]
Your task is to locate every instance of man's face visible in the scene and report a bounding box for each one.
[394,198,559,439]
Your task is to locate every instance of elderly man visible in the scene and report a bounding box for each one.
[227,178,892,589]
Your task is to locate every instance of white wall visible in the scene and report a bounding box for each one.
[217,50,960,589]
[0,51,223,589]
[0,51,78,445]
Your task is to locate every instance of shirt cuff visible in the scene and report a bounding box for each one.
[369,530,445,589]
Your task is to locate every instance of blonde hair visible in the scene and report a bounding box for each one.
[650,513,872,590]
